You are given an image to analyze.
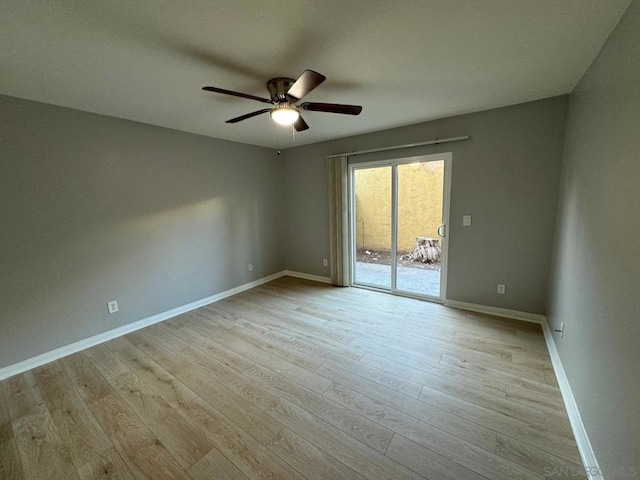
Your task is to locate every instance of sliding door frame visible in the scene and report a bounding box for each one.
[348,152,452,303]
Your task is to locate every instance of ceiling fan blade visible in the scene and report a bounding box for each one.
[301,102,363,115]
[286,70,326,101]
[202,86,272,104]
[226,109,271,123]
[293,116,309,132]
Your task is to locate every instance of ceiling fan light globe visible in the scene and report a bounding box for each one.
[270,106,300,126]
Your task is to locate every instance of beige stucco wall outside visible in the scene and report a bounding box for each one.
[354,161,444,253]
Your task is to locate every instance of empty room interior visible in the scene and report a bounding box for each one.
[1,2,639,480]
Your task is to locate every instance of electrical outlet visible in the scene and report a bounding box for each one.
[248,263,253,271]
[463,215,472,226]
[497,284,506,295]
[323,259,328,267]
[107,300,119,314]
[554,322,565,337]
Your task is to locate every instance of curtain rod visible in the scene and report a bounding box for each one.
[326,136,470,158]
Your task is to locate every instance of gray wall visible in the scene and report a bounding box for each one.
[282,97,568,314]
[547,0,640,472]
[0,95,284,368]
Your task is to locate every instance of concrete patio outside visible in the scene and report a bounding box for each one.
[354,262,441,297]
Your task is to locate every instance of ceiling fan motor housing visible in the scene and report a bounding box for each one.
[267,77,296,102]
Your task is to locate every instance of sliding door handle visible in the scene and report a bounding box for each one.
[437,224,446,237]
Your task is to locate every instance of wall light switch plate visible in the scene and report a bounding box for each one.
[463,215,472,226]
[107,301,119,314]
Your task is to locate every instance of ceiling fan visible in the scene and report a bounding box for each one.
[202,70,362,132]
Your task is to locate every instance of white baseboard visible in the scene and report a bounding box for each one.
[0,271,287,381]
[540,318,603,480]
[283,270,332,284]
[444,299,601,480]
[444,299,545,324]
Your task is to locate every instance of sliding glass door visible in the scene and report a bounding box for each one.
[350,153,451,302]
[352,165,393,289]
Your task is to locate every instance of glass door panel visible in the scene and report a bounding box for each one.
[352,166,392,289]
[396,161,445,298]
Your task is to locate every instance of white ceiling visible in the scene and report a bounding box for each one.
[0,1,630,149]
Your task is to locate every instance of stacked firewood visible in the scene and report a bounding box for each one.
[404,237,441,264]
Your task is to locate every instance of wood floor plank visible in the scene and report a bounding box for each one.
[360,350,505,397]
[0,277,583,480]
[351,336,445,371]
[232,312,364,368]
[226,288,301,313]
[318,359,500,448]
[0,380,13,444]
[82,345,131,382]
[545,413,575,440]
[455,330,547,353]
[60,354,114,404]
[386,322,459,343]
[385,433,488,480]
[265,396,426,480]
[440,353,554,387]
[156,325,394,454]
[3,373,76,479]
[159,320,392,460]
[184,321,333,395]
[32,362,74,413]
[187,447,250,480]
[302,296,407,325]
[4,372,44,420]
[324,382,497,452]
[88,393,188,480]
[294,305,395,338]
[419,385,581,463]
[464,312,544,335]
[358,353,547,426]
[107,340,199,412]
[440,349,552,383]
[265,317,370,359]
[319,383,542,480]
[33,363,112,468]
[12,403,80,480]
[359,347,508,398]
[400,324,551,364]
[193,315,325,373]
[496,434,587,479]
[508,375,563,401]
[175,394,302,480]
[386,328,516,363]
[267,427,367,480]
[258,322,366,363]
[214,299,361,345]
[511,350,554,368]
[321,358,424,399]
[423,375,547,426]
[545,369,561,387]
[77,447,138,480]
[506,384,569,417]
[125,331,284,446]
[109,370,214,470]
[0,438,25,480]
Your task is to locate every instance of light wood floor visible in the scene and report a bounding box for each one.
[0,277,586,480]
